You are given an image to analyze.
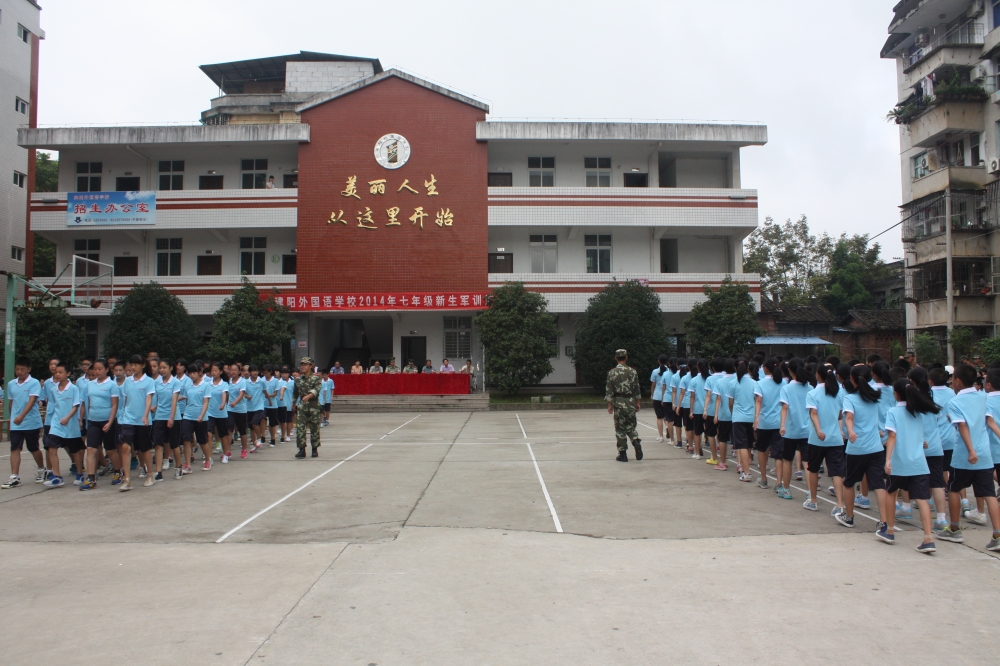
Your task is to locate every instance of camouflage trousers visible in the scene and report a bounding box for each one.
[613,406,640,452]
[296,407,321,449]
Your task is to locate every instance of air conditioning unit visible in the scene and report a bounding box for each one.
[915,33,930,47]
[969,0,985,17]
[991,158,1000,174]
[920,155,930,170]
[972,64,989,82]
[927,152,940,171]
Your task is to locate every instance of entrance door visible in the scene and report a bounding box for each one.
[400,336,427,367]
[488,252,513,273]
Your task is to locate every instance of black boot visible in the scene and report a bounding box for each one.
[616,450,628,462]
[294,448,306,459]
[311,446,318,458]
[633,440,643,461]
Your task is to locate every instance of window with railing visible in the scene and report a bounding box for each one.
[901,191,989,242]
[905,259,994,301]
[904,21,985,68]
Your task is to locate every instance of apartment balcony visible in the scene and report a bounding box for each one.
[908,101,984,148]
[903,21,984,74]
[910,165,990,200]
[904,259,996,303]
[30,188,298,232]
[487,187,758,233]
[901,189,991,243]
[487,272,760,313]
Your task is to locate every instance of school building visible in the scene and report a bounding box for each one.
[18,52,765,384]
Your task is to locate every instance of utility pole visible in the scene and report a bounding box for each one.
[945,186,954,366]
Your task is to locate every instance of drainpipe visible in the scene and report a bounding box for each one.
[946,186,954,366]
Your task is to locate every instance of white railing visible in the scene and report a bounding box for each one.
[904,22,985,68]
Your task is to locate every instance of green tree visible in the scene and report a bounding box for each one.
[684,276,763,357]
[34,152,58,193]
[913,332,944,365]
[947,326,975,360]
[977,336,1000,365]
[573,280,670,393]
[822,241,874,317]
[104,282,200,360]
[200,278,291,365]
[476,282,558,394]
[32,236,56,277]
[889,339,906,362]
[14,305,86,380]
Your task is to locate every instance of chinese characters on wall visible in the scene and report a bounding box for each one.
[273,292,487,311]
[328,174,453,230]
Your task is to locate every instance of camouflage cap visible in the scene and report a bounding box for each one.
[299,357,314,365]
[615,349,628,360]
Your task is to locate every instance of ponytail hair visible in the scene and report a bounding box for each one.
[668,357,678,373]
[816,363,839,397]
[658,354,668,371]
[893,378,940,416]
[699,359,710,380]
[688,359,698,377]
[907,367,933,401]
[871,361,893,387]
[748,361,760,382]
[836,363,855,394]
[736,360,748,383]
[764,357,783,384]
[851,364,881,403]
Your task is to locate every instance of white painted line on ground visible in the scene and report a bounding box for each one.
[216,443,374,543]
[380,415,421,440]
[527,442,563,533]
[218,416,421,543]
[515,413,527,439]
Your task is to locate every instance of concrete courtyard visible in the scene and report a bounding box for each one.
[2,410,999,665]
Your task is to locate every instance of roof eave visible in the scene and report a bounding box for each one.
[295,69,489,114]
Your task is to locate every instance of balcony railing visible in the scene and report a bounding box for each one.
[904,22,985,69]
[900,190,992,242]
[904,259,994,302]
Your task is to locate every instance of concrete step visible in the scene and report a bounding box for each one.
[328,394,490,412]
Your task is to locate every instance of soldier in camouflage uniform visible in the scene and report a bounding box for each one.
[605,349,642,462]
[402,360,419,374]
[294,357,322,458]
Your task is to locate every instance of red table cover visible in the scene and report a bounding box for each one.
[331,373,470,395]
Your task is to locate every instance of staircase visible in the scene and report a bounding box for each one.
[327,393,490,413]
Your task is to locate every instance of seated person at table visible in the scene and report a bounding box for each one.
[439,359,456,373]
[384,358,400,374]
[350,362,364,375]
[422,360,435,374]
[368,361,383,374]
[403,360,419,374]
[459,360,473,374]
[331,362,344,375]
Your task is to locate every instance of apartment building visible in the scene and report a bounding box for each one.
[19,52,765,383]
[882,0,1000,358]
[0,0,41,315]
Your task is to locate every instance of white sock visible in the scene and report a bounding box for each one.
[901,502,911,511]
[937,512,946,523]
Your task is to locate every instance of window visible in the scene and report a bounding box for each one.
[971,132,981,166]
[547,334,559,358]
[994,0,1000,30]
[17,24,29,43]
[76,162,102,192]
[13,171,25,188]
[913,151,931,180]
[11,246,24,262]
[584,157,611,187]
[197,255,222,276]
[444,316,473,359]
[80,319,99,359]
[660,238,679,273]
[623,172,648,187]
[74,239,100,277]
[282,254,297,275]
[529,234,558,273]
[241,158,269,189]
[155,238,182,276]
[15,97,27,114]
[158,161,184,190]
[240,237,267,275]
[283,173,298,188]
[115,177,140,191]
[113,256,138,277]
[199,175,224,190]
[585,234,612,273]
[488,172,513,187]
[528,157,555,187]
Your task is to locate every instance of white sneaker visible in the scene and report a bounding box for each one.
[966,509,989,526]
[655,436,663,442]
[35,468,47,484]
[692,454,702,460]
[163,458,172,470]
[221,454,230,464]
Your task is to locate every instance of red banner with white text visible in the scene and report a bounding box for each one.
[273,292,488,311]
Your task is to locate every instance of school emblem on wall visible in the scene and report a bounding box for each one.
[374,133,411,170]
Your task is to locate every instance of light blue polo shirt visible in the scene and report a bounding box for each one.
[703,373,722,417]
[668,371,682,404]
[757,377,784,430]
[86,377,120,423]
[779,381,811,439]
[713,374,736,422]
[115,379,127,422]
[677,373,692,407]
[658,370,673,404]
[42,378,56,426]
[153,375,181,422]
[932,386,957,451]
[245,377,266,412]
[841,392,882,455]
[48,381,81,439]
[806,385,843,447]
[280,378,293,408]
[728,374,762,424]
[120,374,155,426]
[874,383,895,444]
[207,379,229,419]
[921,409,943,457]
[946,388,993,470]
[228,376,248,413]
[689,374,707,414]
[319,378,333,405]
[182,379,210,420]
[985,392,1000,464]
[76,375,90,415]
[885,404,930,476]
[8,375,42,431]
[264,376,278,407]
[650,368,665,401]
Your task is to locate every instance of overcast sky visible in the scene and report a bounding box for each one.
[34,0,904,258]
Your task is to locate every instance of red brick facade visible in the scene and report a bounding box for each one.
[296,76,488,293]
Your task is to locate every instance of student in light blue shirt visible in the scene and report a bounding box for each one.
[755,358,785,491]
[676,362,694,443]
[838,364,888,528]
[668,360,684,444]
[180,363,212,471]
[702,359,725,464]
[937,364,1000,550]
[245,365,267,448]
[279,366,293,442]
[804,364,845,513]
[688,361,708,459]
[320,370,334,427]
[650,356,668,442]
[207,361,232,462]
[262,365,280,446]
[43,361,82,487]
[227,363,250,458]
[3,358,44,489]
[152,359,182,480]
[727,360,762,483]
[884,378,939,551]
[905,367,947,528]
[778,360,813,499]
[928,368,957,468]
[119,355,156,490]
[712,358,737,471]
[81,359,120,490]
